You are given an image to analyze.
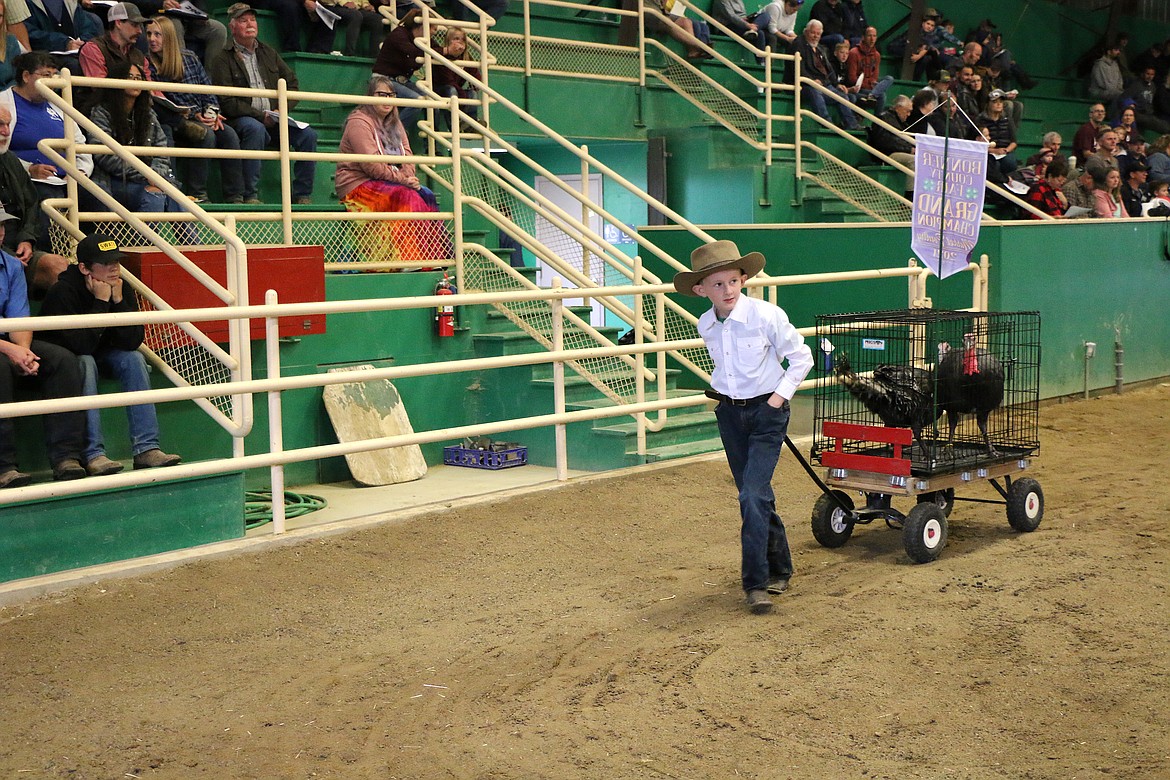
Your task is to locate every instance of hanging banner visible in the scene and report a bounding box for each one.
[909,134,989,280]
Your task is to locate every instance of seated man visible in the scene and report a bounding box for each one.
[1060,166,1096,218]
[845,26,893,114]
[76,2,152,115]
[38,234,181,476]
[0,102,69,298]
[210,3,317,205]
[0,206,86,487]
[787,19,857,131]
[25,0,103,54]
[710,0,760,44]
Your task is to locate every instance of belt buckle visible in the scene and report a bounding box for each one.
[731,397,749,406]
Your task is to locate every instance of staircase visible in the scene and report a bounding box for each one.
[467,265,721,470]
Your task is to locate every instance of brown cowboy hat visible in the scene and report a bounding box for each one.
[673,240,765,295]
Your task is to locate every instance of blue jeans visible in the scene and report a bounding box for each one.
[79,350,161,461]
[803,84,858,130]
[228,115,319,200]
[859,75,894,115]
[714,399,794,593]
[188,124,244,201]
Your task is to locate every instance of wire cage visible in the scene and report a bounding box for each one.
[812,309,1041,477]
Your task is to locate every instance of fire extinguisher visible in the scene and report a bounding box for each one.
[434,273,456,337]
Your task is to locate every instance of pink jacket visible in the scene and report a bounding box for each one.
[335,107,416,200]
[1092,189,1127,219]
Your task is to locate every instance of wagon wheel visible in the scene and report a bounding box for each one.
[903,503,948,564]
[811,491,855,548]
[916,488,955,517]
[1006,478,1044,532]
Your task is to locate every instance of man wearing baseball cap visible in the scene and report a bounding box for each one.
[77,2,151,114]
[38,234,182,475]
[210,3,318,205]
[0,207,87,487]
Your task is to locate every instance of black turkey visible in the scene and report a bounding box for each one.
[832,352,939,454]
[935,332,1006,456]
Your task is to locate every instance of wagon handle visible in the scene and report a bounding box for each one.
[784,435,853,514]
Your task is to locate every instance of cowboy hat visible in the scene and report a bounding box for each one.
[673,240,765,295]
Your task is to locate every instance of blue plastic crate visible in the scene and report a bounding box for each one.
[443,445,528,470]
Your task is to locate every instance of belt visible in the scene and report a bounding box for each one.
[705,390,786,408]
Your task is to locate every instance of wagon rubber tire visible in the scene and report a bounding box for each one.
[811,491,855,548]
[903,502,948,564]
[916,488,955,517]
[1006,477,1044,532]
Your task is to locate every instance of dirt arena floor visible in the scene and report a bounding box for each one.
[2,384,1169,779]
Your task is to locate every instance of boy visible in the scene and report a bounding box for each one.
[38,234,181,475]
[674,241,813,614]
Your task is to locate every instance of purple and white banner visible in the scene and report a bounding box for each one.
[910,134,988,280]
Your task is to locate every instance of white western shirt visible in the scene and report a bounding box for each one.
[697,294,814,401]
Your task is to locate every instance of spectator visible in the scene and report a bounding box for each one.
[0,205,87,487]
[1147,179,1170,210]
[38,233,182,476]
[372,8,428,127]
[87,59,188,217]
[845,25,892,113]
[952,64,980,122]
[0,103,69,297]
[982,57,1023,132]
[1148,134,1170,184]
[930,89,971,139]
[3,0,29,50]
[210,2,318,205]
[1120,158,1150,217]
[1086,126,1121,174]
[1027,131,1063,166]
[755,0,800,53]
[336,75,447,266]
[1132,39,1160,77]
[1123,66,1170,134]
[1023,153,1069,219]
[1072,103,1108,166]
[887,12,943,81]
[24,0,102,54]
[866,93,914,189]
[945,40,981,76]
[77,1,151,114]
[135,0,226,67]
[1114,107,1139,147]
[807,0,844,49]
[905,85,937,134]
[710,0,760,45]
[788,19,857,130]
[1090,165,1126,218]
[934,16,961,61]
[1088,39,1125,108]
[431,26,480,129]
[839,0,865,47]
[980,88,1017,176]
[829,40,859,111]
[1061,166,1095,218]
[3,53,105,246]
[145,15,244,204]
[313,0,381,57]
[1120,131,1149,177]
